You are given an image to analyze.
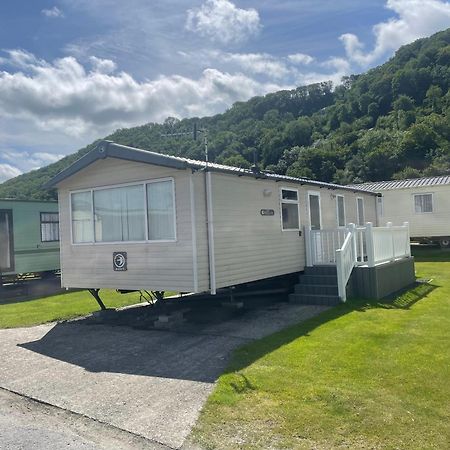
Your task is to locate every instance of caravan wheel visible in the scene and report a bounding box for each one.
[439,238,450,248]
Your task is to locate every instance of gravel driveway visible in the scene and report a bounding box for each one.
[0,303,326,448]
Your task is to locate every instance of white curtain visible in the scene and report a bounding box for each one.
[147,181,175,240]
[72,192,94,243]
[415,194,432,213]
[94,185,145,242]
[41,213,59,242]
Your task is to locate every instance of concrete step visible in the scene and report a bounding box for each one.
[304,265,337,276]
[294,283,338,295]
[298,274,338,285]
[289,293,341,306]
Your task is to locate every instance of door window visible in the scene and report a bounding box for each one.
[309,193,321,230]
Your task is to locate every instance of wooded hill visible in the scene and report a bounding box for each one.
[1,28,450,200]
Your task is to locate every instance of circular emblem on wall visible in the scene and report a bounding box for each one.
[113,252,127,271]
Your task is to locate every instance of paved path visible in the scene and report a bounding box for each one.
[0,303,327,448]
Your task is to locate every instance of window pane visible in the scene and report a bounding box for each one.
[41,223,59,241]
[357,198,364,225]
[0,211,11,269]
[72,192,94,243]
[337,196,345,227]
[309,195,321,230]
[415,194,432,213]
[282,189,298,201]
[94,185,145,242]
[147,180,175,240]
[377,196,384,217]
[282,203,299,230]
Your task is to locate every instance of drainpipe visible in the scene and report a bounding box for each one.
[203,169,216,295]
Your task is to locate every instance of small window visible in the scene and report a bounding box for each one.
[357,197,365,226]
[281,188,300,231]
[377,196,384,217]
[40,212,59,242]
[414,193,433,213]
[336,195,345,227]
[71,191,94,243]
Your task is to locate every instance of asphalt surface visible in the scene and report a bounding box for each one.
[0,303,327,448]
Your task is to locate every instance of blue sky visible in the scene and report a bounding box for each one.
[0,0,450,182]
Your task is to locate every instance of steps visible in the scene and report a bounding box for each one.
[289,266,342,306]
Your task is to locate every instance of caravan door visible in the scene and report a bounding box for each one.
[0,210,14,272]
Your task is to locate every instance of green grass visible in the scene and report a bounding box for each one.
[0,289,149,329]
[191,248,450,449]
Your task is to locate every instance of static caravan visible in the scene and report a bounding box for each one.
[0,199,60,283]
[45,141,414,303]
[351,176,450,248]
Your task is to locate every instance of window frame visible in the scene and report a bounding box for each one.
[280,187,301,232]
[40,212,60,243]
[308,190,322,230]
[69,177,177,245]
[356,197,365,226]
[413,192,434,214]
[335,194,346,228]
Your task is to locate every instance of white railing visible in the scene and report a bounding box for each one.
[305,228,347,265]
[335,229,356,302]
[305,221,411,302]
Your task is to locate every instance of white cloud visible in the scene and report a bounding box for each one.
[210,51,291,78]
[0,163,22,182]
[186,0,261,44]
[340,0,450,66]
[287,53,315,65]
[89,56,117,74]
[41,6,64,18]
[0,52,285,137]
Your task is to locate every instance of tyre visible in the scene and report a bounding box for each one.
[439,238,450,248]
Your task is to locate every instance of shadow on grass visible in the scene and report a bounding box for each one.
[224,281,437,374]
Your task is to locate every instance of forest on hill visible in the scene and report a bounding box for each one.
[1,28,449,200]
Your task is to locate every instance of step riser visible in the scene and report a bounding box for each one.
[299,275,337,285]
[304,266,337,276]
[295,284,338,295]
[289,293,341,306]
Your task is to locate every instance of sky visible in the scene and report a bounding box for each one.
[0,0,450,182]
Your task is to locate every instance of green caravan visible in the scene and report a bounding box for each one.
[0,199,60,284]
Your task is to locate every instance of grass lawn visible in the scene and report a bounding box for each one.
[191,247,450,449]
[0,289,150,329]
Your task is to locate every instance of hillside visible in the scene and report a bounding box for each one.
[1,28,450,200]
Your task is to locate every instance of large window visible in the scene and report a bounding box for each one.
[336,195,345,227]
[94,185,145,242]
[281,188,300,230]
[414,193,433,213]
[40,212,59,242]
[71,179,176,244]
[357,197,365,226]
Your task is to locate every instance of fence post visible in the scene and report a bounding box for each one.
[365,222,375,267]
[348,223,357,264]
[336,249,346,302]
[387,222,395,261]
[305,226,313,267]
[403,221,411,257]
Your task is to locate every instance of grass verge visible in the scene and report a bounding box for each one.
[0,289,150,329]
[191,250,450,449]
